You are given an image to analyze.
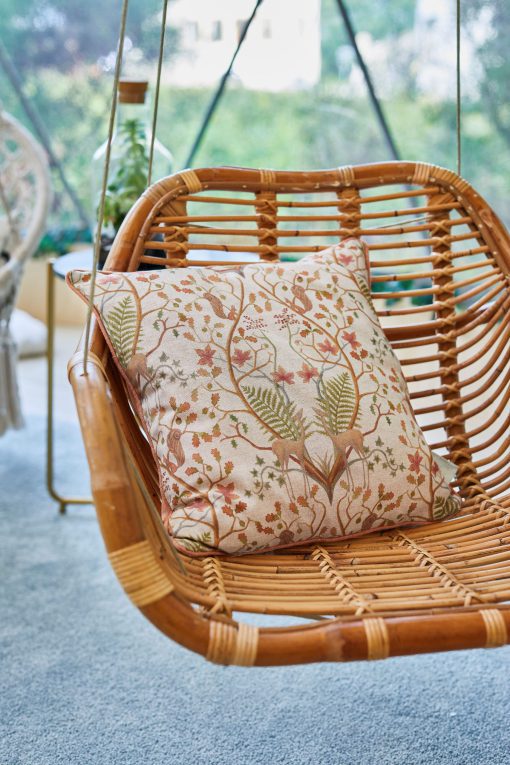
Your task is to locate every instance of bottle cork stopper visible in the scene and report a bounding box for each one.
[118,79,148,104]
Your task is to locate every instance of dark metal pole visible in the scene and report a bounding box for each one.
[0,40,90,228]
[334,0,401,161]
[185,0,264,168]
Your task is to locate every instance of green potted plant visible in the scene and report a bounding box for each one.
[99,117,150,265]
[92,79,173,266]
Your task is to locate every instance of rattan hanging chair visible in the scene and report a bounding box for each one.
[69,161,510,665]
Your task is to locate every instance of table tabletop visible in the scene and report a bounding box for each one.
[52,248,263,280]
[52,249,94,280]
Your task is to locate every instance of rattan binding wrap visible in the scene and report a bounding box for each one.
[206,621,259,666]
[109,541,174,607]
[179,169,202,194]
[69,162,510,665]
[364,618,390,660]
[480,609,508,648]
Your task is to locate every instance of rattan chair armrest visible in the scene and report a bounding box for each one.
[68,348,218,658]
[68,348,147,551]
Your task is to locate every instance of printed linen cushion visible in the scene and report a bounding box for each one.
[68,238,460,555]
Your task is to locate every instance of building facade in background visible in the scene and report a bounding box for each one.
[339,0,490,101]
[167,0,321,91]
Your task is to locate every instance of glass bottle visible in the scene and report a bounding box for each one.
[91,79,173,241]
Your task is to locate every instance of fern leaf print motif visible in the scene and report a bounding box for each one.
[242,385,306,441]
[103,294,139,368]
[314,371,357,435]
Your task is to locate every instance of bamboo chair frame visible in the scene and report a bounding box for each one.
[69,162,510,665]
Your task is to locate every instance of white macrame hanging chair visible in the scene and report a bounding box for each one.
[0,108,51,435]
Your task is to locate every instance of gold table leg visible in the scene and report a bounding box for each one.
[46,258,93,513]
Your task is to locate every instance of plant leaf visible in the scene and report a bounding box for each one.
[315,371,357,435]
[242,384,309,440]
[103,294,139,367]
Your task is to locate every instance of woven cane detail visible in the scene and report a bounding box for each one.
[203,557,232,616]
[364,618,390,660]
[260,168,276,186]
[179,169,202,193]
[412,162,431,186]
[206,620,259,666]
[433,167,470,193]
[206,620,236,664]
[394,532,484,607]
[232,622,259,666]
[312,546,373,616]
[337,165,355,186]
[480,609,508,648]
[109,540,174,607]
[67,351,107,380]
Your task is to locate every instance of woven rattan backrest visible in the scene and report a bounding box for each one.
[100,162,510,509]
[0,110,51,265]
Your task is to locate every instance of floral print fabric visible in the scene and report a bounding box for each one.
[68,238,460,555]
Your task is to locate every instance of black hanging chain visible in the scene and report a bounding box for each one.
[0,39,90,228]
[185,0,264,168]
[335,0,401,161]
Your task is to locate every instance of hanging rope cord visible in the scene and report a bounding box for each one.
[82,0,129,372]
[83,0,168,372]
[148,0,169,186]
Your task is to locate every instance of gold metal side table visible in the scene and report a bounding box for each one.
[46,252,93,513]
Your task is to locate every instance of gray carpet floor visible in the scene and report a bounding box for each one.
[1,416,510,765]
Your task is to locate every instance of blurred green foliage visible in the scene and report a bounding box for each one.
[0,0,178,73]
[37,227,92,257]
[0,0,509,257]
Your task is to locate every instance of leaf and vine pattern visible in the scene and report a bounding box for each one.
[69,238,460,555]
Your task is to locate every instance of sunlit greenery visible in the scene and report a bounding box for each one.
[1,0,509,247]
